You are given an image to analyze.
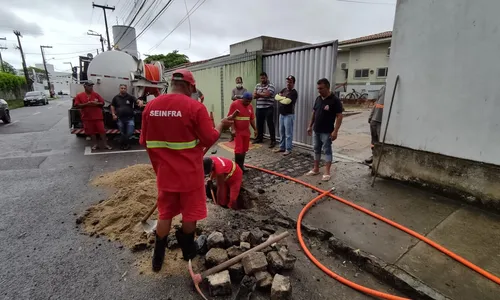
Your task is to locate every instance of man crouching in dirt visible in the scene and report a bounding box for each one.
[203,156,243,210]
[140,69,233,272]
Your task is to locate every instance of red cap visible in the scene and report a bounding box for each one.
[171,69,196,86]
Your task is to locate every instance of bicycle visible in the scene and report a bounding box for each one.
[345,88,368,100]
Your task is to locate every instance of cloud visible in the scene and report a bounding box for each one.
[0,8,43,37]
[0,0,397,72]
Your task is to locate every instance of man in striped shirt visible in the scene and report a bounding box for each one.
[253,72,276,148]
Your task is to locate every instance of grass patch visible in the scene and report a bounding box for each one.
[6,99,24,110]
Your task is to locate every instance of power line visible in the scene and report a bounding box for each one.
[120,0,175,50]
[115,0,147,46]
[183,0,192,49]
[133,0,162,30]
[148,0,208,53]
[25,49,97,56]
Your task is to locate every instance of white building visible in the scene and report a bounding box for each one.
[335,31,392,99]
[377,0,500,210]
[35,63,71,95]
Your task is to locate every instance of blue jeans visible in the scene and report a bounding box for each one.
[117,118,135,145]
[313,131,333,162]
[279,114,294,151]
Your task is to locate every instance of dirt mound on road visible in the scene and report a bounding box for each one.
[82,164,166,249]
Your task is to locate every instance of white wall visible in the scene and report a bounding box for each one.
[383,0,500,166]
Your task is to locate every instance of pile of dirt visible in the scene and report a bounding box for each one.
[82,164,161,249]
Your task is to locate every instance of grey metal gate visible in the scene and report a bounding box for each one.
[263,41,338,147]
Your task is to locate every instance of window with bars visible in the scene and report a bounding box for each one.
[354,69,369,79]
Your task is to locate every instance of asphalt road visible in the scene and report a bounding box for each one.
[0,99,400,300]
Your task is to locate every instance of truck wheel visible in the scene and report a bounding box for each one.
[1,110,11,124]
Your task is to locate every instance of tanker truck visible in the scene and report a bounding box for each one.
[68,50,168,137]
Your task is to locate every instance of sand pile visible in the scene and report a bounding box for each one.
[81,164,163,249]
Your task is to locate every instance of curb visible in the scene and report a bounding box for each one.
[268,213,451,300]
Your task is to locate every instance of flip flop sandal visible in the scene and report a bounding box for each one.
[91,145,99,151]
[322,174,331,181]
[306,170,319,176]
[104,145,113,150]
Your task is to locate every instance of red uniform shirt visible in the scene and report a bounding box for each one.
[210,156,235,178]
[74,92,105,120]
[228,100,254,136]
[139,93,220,192]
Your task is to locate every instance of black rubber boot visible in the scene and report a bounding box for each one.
[235,154,247,173]
[152,233,168,272]
[175,229,197,261]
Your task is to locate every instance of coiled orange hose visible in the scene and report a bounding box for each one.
[246,164,500,298]
[144,64,160,96]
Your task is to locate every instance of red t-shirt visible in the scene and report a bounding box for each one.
[228,100,254,136]
[74,92,105,120]
[139,94,220,192]
[210,156,234,178]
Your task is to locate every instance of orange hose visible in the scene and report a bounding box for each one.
[246,164,500,296]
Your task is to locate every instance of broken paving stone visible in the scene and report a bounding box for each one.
[242,252,268,275]
[273,218,290,228]
[227,246,244,258]
[278,247,297,270]
[249,228,264,246]
[267,251,284,274]
[255,271,273,290]
[240,242,251,251]
[234,275,257,300]
[205,248,229,268]
[207,231,225,249]
[196,235,208,255]
[262,246,273,254]
[224,231,240,247]
[271,274,292,300]
[261,224,276,234]
[240,231,251,243]
[207,270,232,297]
[228,263,245,283]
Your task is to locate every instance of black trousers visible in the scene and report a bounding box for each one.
[256,106,276,142]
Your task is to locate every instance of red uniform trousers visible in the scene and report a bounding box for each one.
[157,185,207,222]
[234,134,250,154]
[83,120,105,135]
[217,167,243,209]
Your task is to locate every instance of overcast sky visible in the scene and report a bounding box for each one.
[0,0,396,73]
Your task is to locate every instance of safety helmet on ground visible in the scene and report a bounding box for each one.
[203,157,213,176]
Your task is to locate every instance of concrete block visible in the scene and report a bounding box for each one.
[234,275,256,300]
[240,231,251,243]
[278,247,297,270]
[249,228,264,246]
[224,231,240,247]
[267,251,284,273]
[195,234,208,255]
[228,263,245,283]
[271,274,292,300]
[227,245,244,258]
[207,270,232,297]
[255,271,273,290]
[207,231,225,249]
[240,242,251,251]
[205,248,229,268]
[242,251,268,275]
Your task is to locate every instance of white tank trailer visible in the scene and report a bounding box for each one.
[112,25,139,58]
[68,50,168,136]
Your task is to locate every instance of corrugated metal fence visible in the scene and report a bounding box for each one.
[263,41,338,147]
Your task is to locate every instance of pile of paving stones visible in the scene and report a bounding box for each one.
[194,226,296,299]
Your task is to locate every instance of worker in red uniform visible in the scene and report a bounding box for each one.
[139,69,233,272]
[73,81,112,151]
[228,91,257,172]
[203,156,243,209]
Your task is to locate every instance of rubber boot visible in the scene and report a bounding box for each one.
[235,153,247,173]
[152,233,168,272]
[175,229,197,261]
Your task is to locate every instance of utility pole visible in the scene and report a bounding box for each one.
[87,30,105,52]
[0,37,6,73]
[92,2,115,51]
[13,31,32,90]
[40,45,53,95]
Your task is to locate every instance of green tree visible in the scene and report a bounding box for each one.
[144,50,190,69]
[1,61,17,75]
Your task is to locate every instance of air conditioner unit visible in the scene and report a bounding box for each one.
[387,47,391,57]
[340,62,348,70]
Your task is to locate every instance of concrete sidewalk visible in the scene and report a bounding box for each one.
[244,152,500,300]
